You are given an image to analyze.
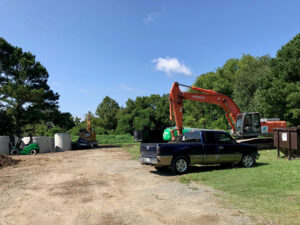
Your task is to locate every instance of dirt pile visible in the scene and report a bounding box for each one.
[0,155,20,168]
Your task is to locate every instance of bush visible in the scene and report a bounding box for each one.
[68,125,85,137]
[96,134,134,144]
[94,126,106,135]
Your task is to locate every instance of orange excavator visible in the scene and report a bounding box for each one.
[169,82,286,148]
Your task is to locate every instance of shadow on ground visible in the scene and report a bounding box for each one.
[150,162,269,176]
[97,145,122,148]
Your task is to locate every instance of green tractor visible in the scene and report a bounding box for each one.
[10,136,40,155]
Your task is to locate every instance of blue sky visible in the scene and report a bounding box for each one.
[0,0,299,119]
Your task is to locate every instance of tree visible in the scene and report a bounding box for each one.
[115,94,171,134]
[95,96,120,131]
[233,55,272,112]
[255,34,300,125]
[51,111,75,130]
[0,104,13,135]
[0,38,59,136]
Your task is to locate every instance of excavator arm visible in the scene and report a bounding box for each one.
[169,82,241,139]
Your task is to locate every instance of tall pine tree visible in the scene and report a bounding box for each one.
[0,37,59,135]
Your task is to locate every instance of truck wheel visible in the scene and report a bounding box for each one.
[241,154,255,167]
[171,156,189,174]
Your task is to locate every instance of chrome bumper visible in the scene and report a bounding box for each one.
[138,157,158,165]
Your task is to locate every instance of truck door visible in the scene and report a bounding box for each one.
[215,132,242,163]
[203,131,219,164]
[184,132,204,164]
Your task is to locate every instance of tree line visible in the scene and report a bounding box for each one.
[83,33,299,134]
[1,34,299,137]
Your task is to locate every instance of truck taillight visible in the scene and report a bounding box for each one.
[156,145,160,154]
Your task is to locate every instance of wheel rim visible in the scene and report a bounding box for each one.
[176,159,187,172]
[242,155,254,167]
[31,150,37,155]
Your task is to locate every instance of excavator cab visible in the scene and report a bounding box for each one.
[235,112,261,138]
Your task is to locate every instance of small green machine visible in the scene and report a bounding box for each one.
[163,127,201,141]
[10,137,40,155]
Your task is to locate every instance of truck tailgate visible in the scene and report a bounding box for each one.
[140,143,158,158]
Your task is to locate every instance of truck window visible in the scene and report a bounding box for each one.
[216,133,233,144]
[183,132,202,142]
[205,132,216,144]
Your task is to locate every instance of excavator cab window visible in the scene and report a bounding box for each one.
[243,114,253,134]
[235,113,261,137]
[253,113,261,133]
[241,113,261,136]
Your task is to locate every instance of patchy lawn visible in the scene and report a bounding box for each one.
[180,150,300,225]
[122,143,140,160]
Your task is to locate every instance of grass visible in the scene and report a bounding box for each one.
[96,134,134,145]
[71,134,135,144]
[122,143,140,160]
[180,150,300,225]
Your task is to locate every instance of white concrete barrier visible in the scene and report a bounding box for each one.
[0,136,10,154]
[54,133,71,152]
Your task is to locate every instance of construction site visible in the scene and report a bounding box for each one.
[1,2,300,225]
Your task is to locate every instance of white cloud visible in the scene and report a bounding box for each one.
[144,12,160,24]
[152,57,193,77]
[120,84,135,91]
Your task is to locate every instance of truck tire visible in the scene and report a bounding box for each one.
[241,154,255,167]
[171,156,189,174]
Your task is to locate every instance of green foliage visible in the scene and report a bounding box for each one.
[180,150,300,225]
[183,33,300,129]
[260,34,300,125]
[96,134,134,144]
[68,124,86,137]
[0,37,59,135]
[96,96,120,131]
[28,123,65,137]
[233,55,272,112]
[115,94,170,134]
[0,106,13,135]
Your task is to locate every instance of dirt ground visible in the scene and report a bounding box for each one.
[0,147,253,225]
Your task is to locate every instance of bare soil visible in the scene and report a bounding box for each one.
[0,148,253,225]
[0,155,20,168]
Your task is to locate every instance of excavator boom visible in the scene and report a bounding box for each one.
[169,82,286,140]
[169,82,241,138]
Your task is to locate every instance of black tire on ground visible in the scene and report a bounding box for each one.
[241,154,255,167]
[30,149,37,155]
[10,149,20,155]
[171,156,190,175]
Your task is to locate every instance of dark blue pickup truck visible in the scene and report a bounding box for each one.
[139,130,259,174]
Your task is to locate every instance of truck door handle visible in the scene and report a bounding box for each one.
[219,146,224,150]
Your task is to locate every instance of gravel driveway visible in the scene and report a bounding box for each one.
[0,147,252,225]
